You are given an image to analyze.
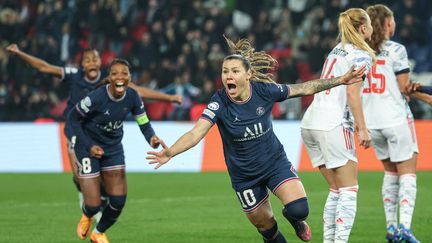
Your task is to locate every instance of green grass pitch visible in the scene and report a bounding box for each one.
[0,172,430,242]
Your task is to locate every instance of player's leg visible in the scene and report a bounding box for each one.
[322,125,358,243]
[74,146,103,240]
[386,121,419,242]
[332,161,358,243]
[301,128,327,242]
[369,127,400,242]
[319,166,339,243]
[273,180,311,242]
[381,160,399,242]
[92,151,127,243]
[246,201,287,243]
[395,154,419,243]
[235,185,287,242]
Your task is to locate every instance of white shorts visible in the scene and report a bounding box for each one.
[370,119,418,162]
[301,125,357,169]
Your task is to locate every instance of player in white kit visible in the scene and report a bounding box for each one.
[300,8,375,243]
[364,5,419,243]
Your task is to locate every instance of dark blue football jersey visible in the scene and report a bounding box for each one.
[62,67,107,117]
[201,81,291,184]
[72,85,146,150]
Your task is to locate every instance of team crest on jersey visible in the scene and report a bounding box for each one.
[208,102,219,111]
[256,107,265,116]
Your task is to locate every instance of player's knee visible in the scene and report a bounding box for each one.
[83,204,101,217]
[282,197,309,222]
[108,195,127,211]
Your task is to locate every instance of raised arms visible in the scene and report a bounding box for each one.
[128,82,183,104]
[6,43,63,78]
[288,65,366,98]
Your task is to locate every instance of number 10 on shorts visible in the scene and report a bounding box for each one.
[236,189,257,208]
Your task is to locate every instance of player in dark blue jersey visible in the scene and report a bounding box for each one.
[68,58,162,242]
[147,37,366,243]
[6,44,181,220]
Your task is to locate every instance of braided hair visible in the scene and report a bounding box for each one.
[223,35,278,83]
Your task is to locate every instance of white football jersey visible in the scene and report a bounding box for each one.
[362,40,412,129]
[301,42,372,131]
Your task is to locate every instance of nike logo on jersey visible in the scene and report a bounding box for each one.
[104,110,110,115]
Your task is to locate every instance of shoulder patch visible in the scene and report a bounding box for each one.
[207,102,219,111]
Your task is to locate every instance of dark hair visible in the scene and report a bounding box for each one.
[366,4,393,54]
[223,35,277,83]
[79,48,99,64]
[108,58,131,73]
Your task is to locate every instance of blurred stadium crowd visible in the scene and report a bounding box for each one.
[1,0,431,121]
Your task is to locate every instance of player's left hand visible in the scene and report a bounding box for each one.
[147,140,171,169]
[171,95,183,104]
[341,65,367,85]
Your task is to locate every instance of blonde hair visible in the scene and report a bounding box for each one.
[366,4,393,54]
[223,35,277,83]
[338,8,376,62]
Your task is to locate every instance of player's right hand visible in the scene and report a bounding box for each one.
[146,140,171,169]
[90,145,104,158]
[341,65,367,85]
[6,44,20,54]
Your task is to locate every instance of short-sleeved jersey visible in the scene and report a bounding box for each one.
[301,42,373,131]
[74,85,146,150]
[62,67,106,117]
[200,81,290,184]
[362,40,412,129]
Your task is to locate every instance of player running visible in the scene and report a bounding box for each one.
[69,58,162,242]
[147,36,366,243]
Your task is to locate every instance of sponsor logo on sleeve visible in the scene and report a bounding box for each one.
[207,102,219,111]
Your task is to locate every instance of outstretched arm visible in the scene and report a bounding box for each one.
[146,119,213,169]
[6,43,63,77]
[128,82,183,104]
[288,65,366,98]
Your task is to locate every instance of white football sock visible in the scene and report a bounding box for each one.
[399,173,417,229]
[382,171,399,229]
[323,189,339,243]
[335,185,358,243]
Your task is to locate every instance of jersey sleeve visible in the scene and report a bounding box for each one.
[200,93,223,124]
[62,67,79,82]
[255,82,290,102]
[391,43,410,75]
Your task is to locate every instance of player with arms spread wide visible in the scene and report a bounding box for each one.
[147,36,366,243]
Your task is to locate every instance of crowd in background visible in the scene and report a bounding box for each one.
[1,0,431,121]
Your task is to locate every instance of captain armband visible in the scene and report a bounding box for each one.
[136,113,150,125]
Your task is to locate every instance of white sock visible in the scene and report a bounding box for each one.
[382,171,399,229]
[323,189,339,243]
[399,173,417,229]
[335,185,358,243]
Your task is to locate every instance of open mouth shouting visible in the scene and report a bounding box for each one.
[114,81,126,94]
[226,82,237,95]
[87,67,99,79]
